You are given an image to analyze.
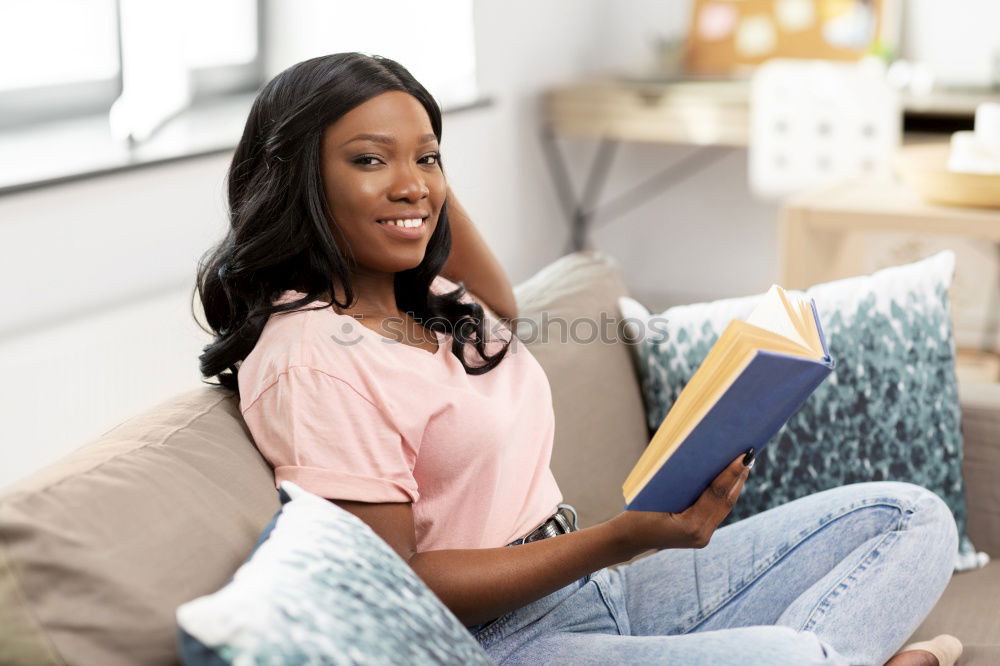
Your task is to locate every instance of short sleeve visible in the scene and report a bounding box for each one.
[241,365,419,503]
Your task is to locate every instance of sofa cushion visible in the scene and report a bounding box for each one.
[618,251,983,570]
[959,381,1000,557]
[176,481,493,665]
[0,387,276,666]
[514,250,650,529]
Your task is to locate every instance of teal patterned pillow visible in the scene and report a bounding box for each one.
[175,481,494,665]
[618,251,986,572]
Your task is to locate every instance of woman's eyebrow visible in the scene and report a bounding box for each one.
[341,133,438,147]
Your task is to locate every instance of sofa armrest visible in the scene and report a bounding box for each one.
[960,381,1000,557]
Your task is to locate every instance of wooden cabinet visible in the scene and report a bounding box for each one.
[779,177,1000,382]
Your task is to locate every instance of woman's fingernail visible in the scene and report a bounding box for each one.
[742,448,756,467]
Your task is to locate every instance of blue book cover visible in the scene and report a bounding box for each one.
[624,298,834,513]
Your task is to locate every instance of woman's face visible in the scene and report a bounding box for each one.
[320,90,446,275]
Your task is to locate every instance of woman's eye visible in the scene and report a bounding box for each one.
[352,153,440,167]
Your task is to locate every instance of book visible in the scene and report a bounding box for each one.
[622,285,835,513]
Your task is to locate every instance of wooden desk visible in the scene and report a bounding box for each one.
[779,177,1000,380]
[544,77,751,147]
[540,77,748,253]
[543,76,1000,147]
[541,76,1000,252]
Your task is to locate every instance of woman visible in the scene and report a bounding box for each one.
[196,52,961,666]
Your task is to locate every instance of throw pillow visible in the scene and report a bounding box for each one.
[618,250,987,572]
[175,481,494,665]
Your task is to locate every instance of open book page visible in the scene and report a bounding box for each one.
[746,285,824,358]
[746,285,809,350]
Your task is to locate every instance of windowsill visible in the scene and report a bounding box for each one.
[0,92,495,197]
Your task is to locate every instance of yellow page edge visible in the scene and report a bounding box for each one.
[624,350,757,504]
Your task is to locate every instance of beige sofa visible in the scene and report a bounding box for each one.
[1,251,998,665]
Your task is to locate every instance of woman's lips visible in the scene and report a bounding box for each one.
[375,217,428,239]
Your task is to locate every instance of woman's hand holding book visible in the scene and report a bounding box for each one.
[609,454,752,552]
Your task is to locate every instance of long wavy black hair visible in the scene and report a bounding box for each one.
[194,52,510,393]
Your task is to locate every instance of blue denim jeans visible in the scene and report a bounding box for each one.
[467,481,957,665]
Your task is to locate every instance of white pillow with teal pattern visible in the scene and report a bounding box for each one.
[618,250,987,572]
[175,480,494,665]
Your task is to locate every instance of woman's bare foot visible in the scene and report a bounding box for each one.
[884,650,939,666]
[885,634,962,666]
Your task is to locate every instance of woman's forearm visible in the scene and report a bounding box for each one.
[440,186,518,322]
[408,517,642,627]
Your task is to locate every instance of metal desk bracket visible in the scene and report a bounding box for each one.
[539,122,735,253]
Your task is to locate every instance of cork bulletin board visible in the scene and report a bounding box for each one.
[684,0,900,76]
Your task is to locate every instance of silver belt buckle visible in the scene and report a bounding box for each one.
[523,504,578,543]
[553,503,578,533]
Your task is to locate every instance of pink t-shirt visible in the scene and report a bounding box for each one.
[237,276,563,552]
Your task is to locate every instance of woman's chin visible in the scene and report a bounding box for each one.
[369,252,428,275]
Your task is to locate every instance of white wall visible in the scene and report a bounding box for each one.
[1,155,230,338]
[0,154,231,488]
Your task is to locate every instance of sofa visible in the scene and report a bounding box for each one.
[1,251,998,665]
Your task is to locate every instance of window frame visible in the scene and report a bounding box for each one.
[0,0,490,197]
[0,0,266,132]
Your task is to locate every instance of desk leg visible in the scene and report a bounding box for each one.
[539,128,733,254]
[539,123,618,253]
[573,138,619,252]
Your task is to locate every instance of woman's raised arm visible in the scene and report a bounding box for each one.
[439,186,518,322]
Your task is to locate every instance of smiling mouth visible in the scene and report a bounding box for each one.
[376,217,428,228]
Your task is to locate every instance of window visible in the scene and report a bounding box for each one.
[0,0,120,129]
[112,0,262,142]
[0,0,482,193]
[0,0,262,138]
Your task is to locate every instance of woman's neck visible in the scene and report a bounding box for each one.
[329,271,400,318]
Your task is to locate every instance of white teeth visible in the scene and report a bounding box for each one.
[378,218,424,228]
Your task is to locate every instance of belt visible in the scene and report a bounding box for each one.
[512,503,579,545]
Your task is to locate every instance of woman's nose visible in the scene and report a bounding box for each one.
[389,163,430,201]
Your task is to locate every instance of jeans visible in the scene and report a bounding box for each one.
[466,481,957,665]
